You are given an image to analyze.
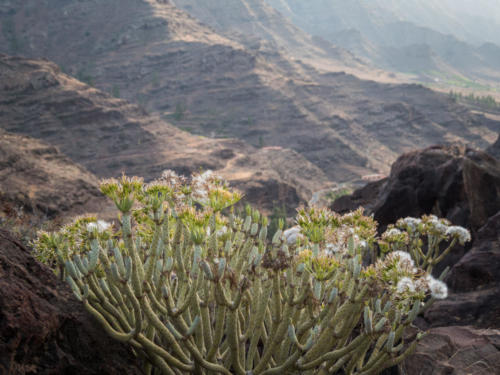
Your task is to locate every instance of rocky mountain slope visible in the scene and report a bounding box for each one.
[0,129,105,220]
[267,0,500,84]
[1,0,499,185]
[170,0,365,72]
[0,54,331,213]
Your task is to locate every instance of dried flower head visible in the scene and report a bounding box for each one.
[445,225,471,245]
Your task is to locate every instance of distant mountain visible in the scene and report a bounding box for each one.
[171,0,364,69]
[0,0,499,195]
[266,0,500,83]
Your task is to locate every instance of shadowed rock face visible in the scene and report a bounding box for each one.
[425,211,500,329]
[332,144,500,233]
[0,230,142,374]
[402,326,500,375]
[330,143,500,374]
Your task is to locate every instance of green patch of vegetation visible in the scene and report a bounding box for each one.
[325,187,352,203]
[258,135,264,148]
[76,69,94,86]
[267,201,288,240]
[173,103,187,121]
[426,70,491,91]
[111,85,121,98]
[449,90,500,110]
[2,17,20,53]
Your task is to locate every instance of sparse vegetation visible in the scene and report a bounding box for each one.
[449,90,500,110]
[325,187,352,203]
[76,69,94,86]
[111,85,121,98]
[0,201,58,247]
[267,201,288,240]
[173,103,187,121]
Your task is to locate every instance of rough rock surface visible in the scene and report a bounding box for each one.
[0,230,142,374]
[402,326,500,375]
[487,133,500,159]
[331,144,500,374]
[332,144,500,232]
[424,211,500,328]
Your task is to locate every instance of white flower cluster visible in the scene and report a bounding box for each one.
[216,226,228,237]
[427,215,448,236]
[398,217,422,232]
[387,249,448,299]
[383,228,402,237]
[445,225,471,245]
[86,220,111,233]
[191,170,221,205]
[397,215,471,245]
[395,272,448,299]
[386,250,416,274]
[426,275,448,299]
[283,226,303,245]
[324,225,365,256]
[396,277,415,293]
[325,242,341,254]
[160,169,181,188]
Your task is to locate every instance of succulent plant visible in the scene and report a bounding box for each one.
[33,170,469,374]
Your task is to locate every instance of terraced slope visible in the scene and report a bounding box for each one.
[1,0,499,184]
[0,54,331,213]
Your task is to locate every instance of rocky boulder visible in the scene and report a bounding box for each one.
[403,326,500,375]
[0,230,142,374]
[423,211,500,328]
[487,133,500,159]
[330,144,500,373]
[333,143,500,232]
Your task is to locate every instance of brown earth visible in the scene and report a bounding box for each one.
[1,0,499,184]
[0,229,143,374]
[0,54,331,214]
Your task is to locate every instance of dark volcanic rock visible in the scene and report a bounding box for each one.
[487,133,500,159]
[332,143,500,232]
[402,326,500,375]
[332,144,500,328]
[0,230,142,374]
[424,211,500,328]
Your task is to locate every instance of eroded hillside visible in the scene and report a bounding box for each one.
[267,0,500,85]
[0,54,331,213]
[1,0,499,183]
